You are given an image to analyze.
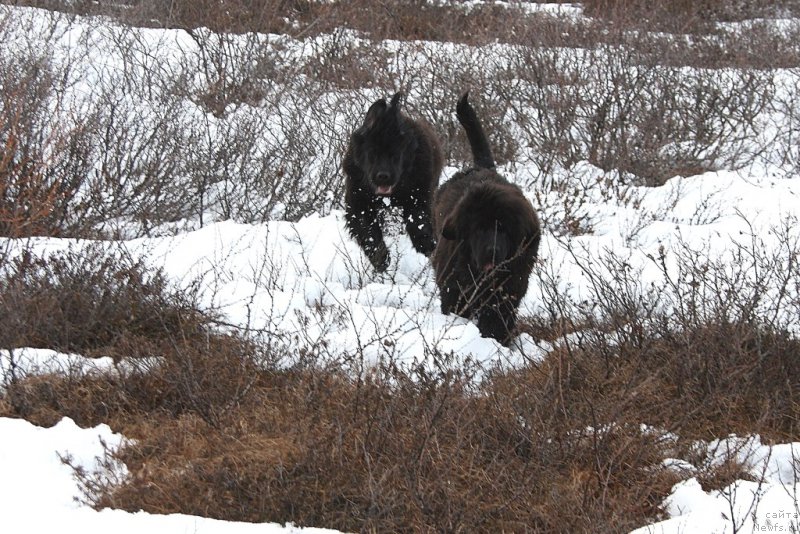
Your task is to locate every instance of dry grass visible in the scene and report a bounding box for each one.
[9,362,680,532]
[3,239,799,531]
[0,246,208,355]
[1,234,798,533]
[1,0,799,532]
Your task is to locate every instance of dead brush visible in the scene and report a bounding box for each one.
[582,0,794,32]
[0,243,271,429]
[0,245,207,355]
[3,329,269,430]
[525,221,800,442]
[0,70,95,238]
[37,356,678,533]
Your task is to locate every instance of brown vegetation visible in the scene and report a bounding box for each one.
[1,0,796,237]
[1,223,798,531]
[1,0,799,532]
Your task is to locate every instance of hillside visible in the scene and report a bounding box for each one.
[2,1,800,532]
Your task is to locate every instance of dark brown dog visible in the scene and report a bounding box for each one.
[343,92,443,272]
[432,92,541,345]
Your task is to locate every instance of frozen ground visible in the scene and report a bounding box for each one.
[0,415,344,534]
[1,3,799,533]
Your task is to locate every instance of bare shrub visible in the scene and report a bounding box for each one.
[6,0,585,48]
[3,328,269,429]
[583,0,795,32]
[526,219,800,441]
[10,0,327,34]
[182,88,349,224]
[0,8,199,237]
[0,244,207,355]
[0,11,360,234]
[98,21,355,226]
[769,73,800,174]
[500,40,773,186]
[579,0,800,70]
[4,0,787,240]
[37,357,673,532]
[328,0,531,45]
[647,22,800,70]
[298,29,395,91]
[86,94,198,235]
[249,90,351,221]
[176,27,282,117]
[0,242,273,429]
[0,10,98,237]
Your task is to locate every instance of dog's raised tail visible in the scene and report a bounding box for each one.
[456,92,495,170]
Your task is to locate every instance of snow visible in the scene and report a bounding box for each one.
[5,177,800,534]
[631,436,800,533]
[0,417,343,534]
[1,3,800,533]
[635,477,800,533]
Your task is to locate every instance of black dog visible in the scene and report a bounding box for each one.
[431,92,541,345]
[343,92,443,272]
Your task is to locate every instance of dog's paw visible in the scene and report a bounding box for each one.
[369,244,390,273]
[419,237,436,257]
[477,311,514,346]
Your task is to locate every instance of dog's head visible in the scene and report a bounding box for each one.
[350,92,418,196]
[441,181,539,274]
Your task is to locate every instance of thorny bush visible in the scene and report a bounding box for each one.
[2,225,799,531]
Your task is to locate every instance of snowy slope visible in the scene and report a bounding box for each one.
[1,3,800,533]
[0,416,345,534]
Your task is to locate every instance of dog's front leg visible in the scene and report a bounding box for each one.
[476,296,517,346]
[439,278,461,315]
[403,201,436,257]
[345,201,390,272]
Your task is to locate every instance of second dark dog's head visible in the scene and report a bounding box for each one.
[350,92,418,196]
[441,181,539,275]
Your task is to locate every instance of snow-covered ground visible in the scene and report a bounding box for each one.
[634,434,800,533]
[0,415,343,534]
[4,347,800,533]
[1,3,800,533]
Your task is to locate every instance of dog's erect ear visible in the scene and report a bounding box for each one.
[358,98,387,133]
[456,91,470,112]
[390,92,403,110]
[441,213,458,240]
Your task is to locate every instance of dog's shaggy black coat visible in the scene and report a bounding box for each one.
[432,92,541,345]
[343,92,444,272]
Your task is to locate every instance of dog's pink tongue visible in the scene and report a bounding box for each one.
[376,185,393,195]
